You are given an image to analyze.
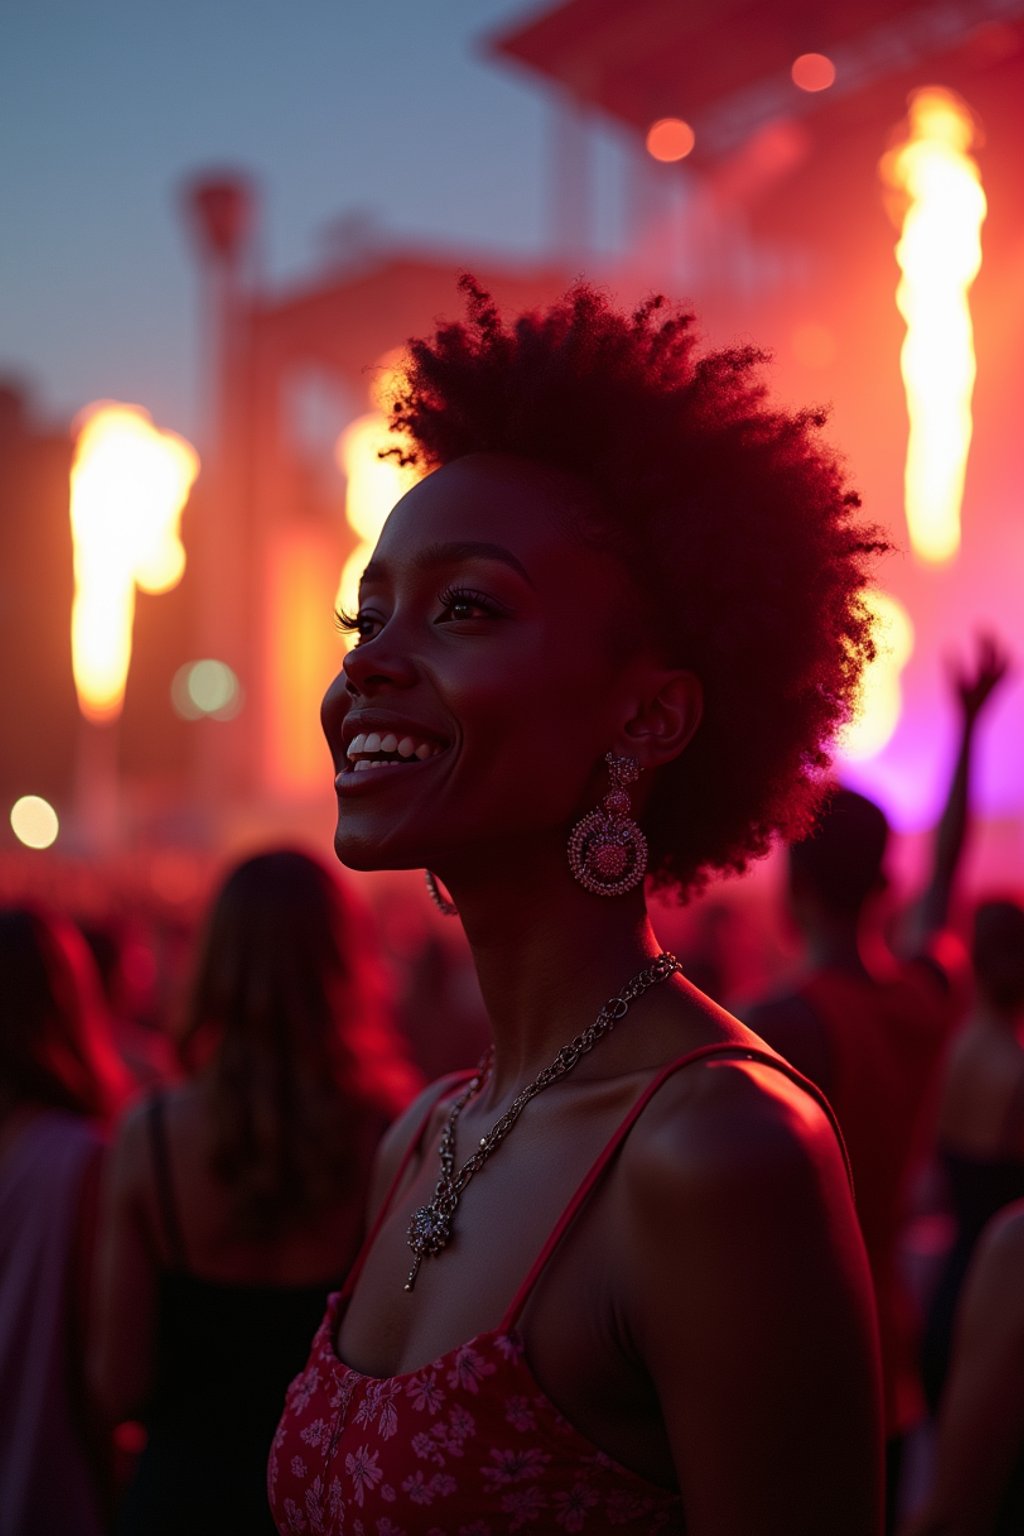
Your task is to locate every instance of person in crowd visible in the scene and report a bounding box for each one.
[743,634,1010,1529]
[82,916,176,1090]
[270,278,886,1534]
[0,905,129,1536]
[92,848,420,1536]
[921,896,1024,1413]
[908,1196,1024,1536]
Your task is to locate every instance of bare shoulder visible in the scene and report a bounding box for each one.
[105,1083,194,1203]
[615,1049,861,1312]
[622,1050,847,1207]
[966,1199,1024,1322]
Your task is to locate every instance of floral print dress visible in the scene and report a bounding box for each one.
[269,1045,847,1534]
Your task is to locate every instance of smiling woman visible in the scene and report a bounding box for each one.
[271,278,888,1535]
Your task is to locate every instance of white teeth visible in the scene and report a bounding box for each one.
[344,729,443,769]
[353,760,375,773]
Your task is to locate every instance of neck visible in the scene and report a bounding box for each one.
[438,844,665,1104]
[797,911,870,976]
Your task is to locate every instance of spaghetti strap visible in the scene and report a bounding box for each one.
[500,1043,851,1330]
[147,1092,188,1270]
[341,1069,477,1299]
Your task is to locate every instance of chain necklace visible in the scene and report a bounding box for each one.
[404,951,680,1291]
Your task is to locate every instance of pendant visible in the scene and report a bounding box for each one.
[405,1202,453,1291]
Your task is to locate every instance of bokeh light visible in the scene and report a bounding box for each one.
[791,53,836,93]
[645,117,696,162]
[10,794,60,849]
[171,659,243,720]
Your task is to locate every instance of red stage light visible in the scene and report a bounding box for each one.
[646,117,695,162]
[791,53,836,93]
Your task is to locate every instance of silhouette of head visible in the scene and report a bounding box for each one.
[788,787,890,921]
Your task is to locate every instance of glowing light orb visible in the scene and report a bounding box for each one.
[70,403,199,723]
[10,794,59,849]
[880,88,986,564]
[839,590,915,762]
[791,53,836,92]
[646,118,696,163]
[335,355,421,641]
[171,659,242,720]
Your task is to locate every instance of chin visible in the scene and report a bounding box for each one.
[332,825,416,874]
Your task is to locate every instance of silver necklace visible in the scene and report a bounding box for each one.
[404,951,680,1290]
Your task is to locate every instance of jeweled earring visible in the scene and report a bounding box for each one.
[425,870,458,916]
[567,752,648,897]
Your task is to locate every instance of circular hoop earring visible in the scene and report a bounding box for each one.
[425,869,458,917]
[567,752,648,897]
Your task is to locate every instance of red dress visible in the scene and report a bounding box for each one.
[269,1046,849,1534]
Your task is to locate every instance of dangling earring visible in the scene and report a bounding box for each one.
[425,870,458,916]
[568,752,648,897]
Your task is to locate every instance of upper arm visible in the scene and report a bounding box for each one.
[625,1063,882,1536]
[90,1104,160,1423]
[915,1206,1024,1535]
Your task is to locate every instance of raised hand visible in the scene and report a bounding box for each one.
[949,632,1013,724]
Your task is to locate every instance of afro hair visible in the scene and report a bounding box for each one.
[384,276,887,899]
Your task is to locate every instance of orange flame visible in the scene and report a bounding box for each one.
[880,88,986,564]
[335,353,421,635]
[70,403,199,723]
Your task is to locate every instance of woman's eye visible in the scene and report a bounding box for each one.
[334,608,381,644]
[436,586,505,623]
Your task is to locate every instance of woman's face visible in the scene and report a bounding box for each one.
[322,452,658,875]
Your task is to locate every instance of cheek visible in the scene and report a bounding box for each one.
[444,649,616,818]
[321,668,348,743]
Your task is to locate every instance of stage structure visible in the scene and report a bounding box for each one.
[484,0,1024,838]
[73,0,1021,855]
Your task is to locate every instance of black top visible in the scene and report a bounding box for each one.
[116,1095,344,1536]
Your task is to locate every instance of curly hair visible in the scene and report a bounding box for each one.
[384,276,887,899]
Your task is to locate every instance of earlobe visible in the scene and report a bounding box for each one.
[622,669,703,769]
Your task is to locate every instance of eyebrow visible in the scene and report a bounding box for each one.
[360,541,535,590]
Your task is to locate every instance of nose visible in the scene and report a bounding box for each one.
[340,630,419,698]
[321,630,419,757]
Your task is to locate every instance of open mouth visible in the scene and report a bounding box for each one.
[342,731,446,774]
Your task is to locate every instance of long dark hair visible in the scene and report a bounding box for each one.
[178,849,418,1240]
[0,905,128,1124]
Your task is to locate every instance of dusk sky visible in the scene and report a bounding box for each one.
[2,0,612,440]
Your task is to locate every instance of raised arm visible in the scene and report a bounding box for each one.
[624,1060,883,1535]
[906,632,1012,952]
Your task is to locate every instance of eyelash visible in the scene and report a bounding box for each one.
[334,586,506,644]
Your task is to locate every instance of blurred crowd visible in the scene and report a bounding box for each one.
[0,635,1020,1535]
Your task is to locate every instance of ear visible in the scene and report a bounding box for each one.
[617,668,703,770]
